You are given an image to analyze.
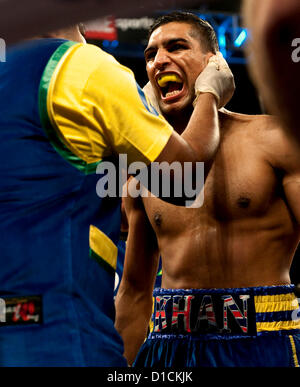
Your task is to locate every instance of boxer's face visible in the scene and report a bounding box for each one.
[145,22,211,116]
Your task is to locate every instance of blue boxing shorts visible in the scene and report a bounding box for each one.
[133,285,300,367]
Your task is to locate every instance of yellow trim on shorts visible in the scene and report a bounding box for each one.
[289,335,300,367]
[254,293,299,313]
[256,319,300,332]
[255,293,300,332]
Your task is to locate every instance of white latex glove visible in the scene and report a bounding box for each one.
[194,52,235,109]
[143,82,162,115]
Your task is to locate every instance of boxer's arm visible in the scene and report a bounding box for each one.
[282,167,300,226]
[115,186,159,366]
[283,178,300,225]
[265,118,300,223]
[276,141,300,224]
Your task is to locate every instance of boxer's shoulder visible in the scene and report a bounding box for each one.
[219,109,281,136]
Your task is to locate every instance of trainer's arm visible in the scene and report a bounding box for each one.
[115,188,159,366]
[154,52,235,165]
[50,44,223,176]
[154,93,219,165]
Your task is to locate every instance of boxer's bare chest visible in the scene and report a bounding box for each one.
[143,117,280,234]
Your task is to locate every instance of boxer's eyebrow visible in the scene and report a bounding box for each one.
[166,38,189,45]
[144,38,190,59]
[145,38,189,53]
[144,45,156,59]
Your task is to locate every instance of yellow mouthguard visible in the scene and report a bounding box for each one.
[157,74,182,87]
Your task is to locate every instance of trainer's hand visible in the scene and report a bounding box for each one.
[143,82,162,115]
[194,52,235,109]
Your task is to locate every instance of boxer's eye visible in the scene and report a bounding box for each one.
[168,43,187,52]
[145,50,156,62]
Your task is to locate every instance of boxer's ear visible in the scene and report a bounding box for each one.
[204,52,215,67]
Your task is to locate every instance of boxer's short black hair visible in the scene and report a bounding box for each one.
[148,11,219,54]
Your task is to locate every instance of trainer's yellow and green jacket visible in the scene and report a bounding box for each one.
[0,38,172,366]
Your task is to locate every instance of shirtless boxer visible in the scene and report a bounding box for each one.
[115,12,300,367]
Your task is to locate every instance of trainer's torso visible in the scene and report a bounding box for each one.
[0,39,124,365]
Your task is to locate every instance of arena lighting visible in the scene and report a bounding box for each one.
[217,16,233,60]
[111,40,119,48]
[218,26,227,58]
[103,40,119,49]
[89,12,249,64]
[234,29,248,47]
[196,13,249,64]
[0,0,203,44]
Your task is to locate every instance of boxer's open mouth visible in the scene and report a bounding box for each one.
[157,73,184,100]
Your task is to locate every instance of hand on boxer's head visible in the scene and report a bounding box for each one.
[194,52,235,109]
[143,82,162,115]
